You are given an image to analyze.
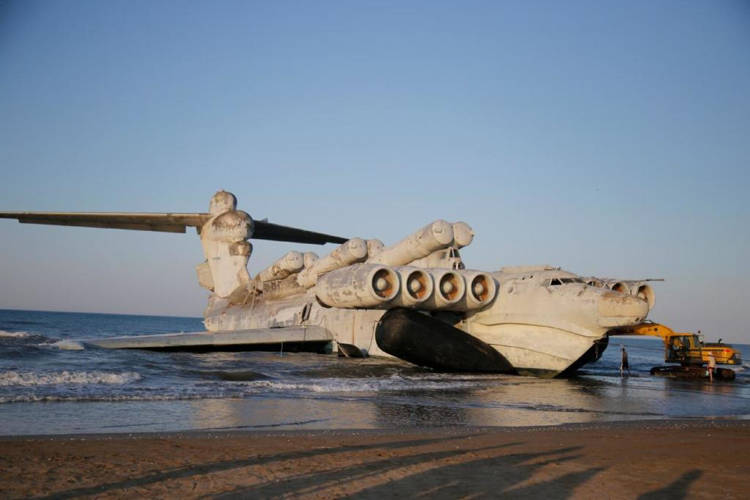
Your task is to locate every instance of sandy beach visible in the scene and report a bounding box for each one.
[1,420,748,499]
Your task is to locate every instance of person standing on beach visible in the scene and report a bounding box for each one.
[707,352,716,382]
[620,346,630,377]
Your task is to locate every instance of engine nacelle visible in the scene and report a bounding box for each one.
[585,278,603,288]
[389,267,434,308]
[315,263,400,308]
[609,281,630,294]
[368,220,454,266]
[313,265,496,312]
[421,269,466,309]
[452,271,497,311]
[297,238,368,288]
[610,280,655,309]
[632,282,655,309]
[589,278,655,310]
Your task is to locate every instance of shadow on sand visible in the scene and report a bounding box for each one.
[219,445,601,500]
[638,469,703,500]
[36,434,703,500]
[41,433,609,499]
[38,433,484,499]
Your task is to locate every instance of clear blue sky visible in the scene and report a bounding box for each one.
[1,1,749,341]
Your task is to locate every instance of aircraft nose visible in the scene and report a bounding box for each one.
[598,291,650,327]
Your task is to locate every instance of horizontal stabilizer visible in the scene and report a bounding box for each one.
[0,212,209,233]
[254,220,348,244]
[0,211,348,244]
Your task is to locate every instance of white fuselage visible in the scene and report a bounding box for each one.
[463,268,648,375]
[204,265,649,377]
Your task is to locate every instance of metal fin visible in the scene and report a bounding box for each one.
[253,220,347,244]
[0,211,348,244]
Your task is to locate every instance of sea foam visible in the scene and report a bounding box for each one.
[0,370,142,387]
[239,375,488,393]
[52,339,85,350]
[0,330,30,338]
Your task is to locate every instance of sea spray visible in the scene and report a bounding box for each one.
[0,370,142,387]
[0,330,30,338]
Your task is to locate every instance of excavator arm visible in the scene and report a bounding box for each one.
[609,322,679,339]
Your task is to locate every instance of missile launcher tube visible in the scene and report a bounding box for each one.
[255,251,304,283]
[297,238,368,288]
[366,239,385,258]
[408,222,473,269]
[315,263,400,308]
[452,222,474,248]
[368,220,454,267]
[260,274,308,301]
[303,252,319,269]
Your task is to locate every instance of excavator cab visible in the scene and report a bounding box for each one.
[665,334,701,365]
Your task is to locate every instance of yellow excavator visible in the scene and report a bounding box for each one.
[610,322,741,380]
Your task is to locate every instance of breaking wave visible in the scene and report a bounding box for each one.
[0,330,30,338]
[237,374,495,393]
[0,370,142,387]
[0,393,191,404]
[51,339,85,350]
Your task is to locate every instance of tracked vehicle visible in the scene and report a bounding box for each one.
[611,322,740,380]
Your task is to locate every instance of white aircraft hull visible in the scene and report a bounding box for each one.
[467,323,606,376]
[203,295,606,376]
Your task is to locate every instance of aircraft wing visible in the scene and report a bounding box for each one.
[80,325,333,350]
[0,211,348,244]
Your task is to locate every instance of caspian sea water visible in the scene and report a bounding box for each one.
[1,309,748,435]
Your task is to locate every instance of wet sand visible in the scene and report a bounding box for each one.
[1,420,748,499]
